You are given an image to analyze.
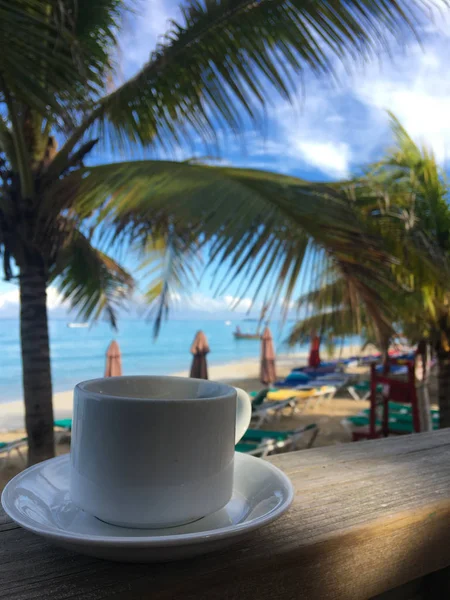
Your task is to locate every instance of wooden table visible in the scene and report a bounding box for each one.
[2,430,450,599]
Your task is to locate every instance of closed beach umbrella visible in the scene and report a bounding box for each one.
[260,327,276,384]
[190,331,210,379]
[105,340,122,377]
[308,330,321,368]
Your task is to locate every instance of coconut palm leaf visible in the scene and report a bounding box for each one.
[50,229,134,328]
[294,257,396,341]
[50,0,430,172]
[42,159,398,334]
[307,114,450,364]
[2,2,439,462]
[357,114,450,276]
[136,233,202,336]
[287,308,371,346]
[0,1,128,121]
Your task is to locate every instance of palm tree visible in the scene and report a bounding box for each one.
[361,118,450,428]
[285,117,450,428]
[0,1,435,463]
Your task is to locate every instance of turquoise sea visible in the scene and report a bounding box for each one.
[0,318,361,403]
[0,318,292,403]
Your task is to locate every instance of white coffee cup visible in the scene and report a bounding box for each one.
[70,376,252,528]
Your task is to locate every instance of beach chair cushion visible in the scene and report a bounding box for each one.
[235,442,260,453]
[243,429,291,442]
[243,423,317,443]
[346,413,439,433]
[354,381,383,392]
[267,388,317,401]
[0,437,27,453]
[251,389,269,410]
[54,419,72,430]
[267,386,335,401]
[285,372,310,384]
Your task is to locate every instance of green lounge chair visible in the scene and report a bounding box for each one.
[236,424,319,457]
[387,402,439,418]
[347,381,383,401]
[54,419,73,444]
[251,398,295,428]
[360,403,440,426]
[0,438,27,466]
[250,389,269,410]
[54,418,72,431]
[243,423,317,443]
[345,413,439,434]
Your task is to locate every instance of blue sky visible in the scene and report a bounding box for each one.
[2,0,450,320]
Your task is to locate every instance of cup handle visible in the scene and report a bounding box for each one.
[234,388,252,443]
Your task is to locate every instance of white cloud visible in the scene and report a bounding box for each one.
[354,43,450,163]
[121,0,181,74]
[223,295,253,312]
[0,286,66,313]
[0,288,19,309]
[187,292,258,314]
[115,1,450,177]
[238,93,355,177]
[295,141,350,178]
[46,288,65,310]
[237,7,450,176]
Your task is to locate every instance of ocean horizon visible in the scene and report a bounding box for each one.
[0,317,361,403]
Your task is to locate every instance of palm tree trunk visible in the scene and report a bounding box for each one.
[438,355,450,429]
[20,267,55,464]
[417,382,432,432]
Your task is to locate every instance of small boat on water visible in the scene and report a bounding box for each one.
[233,325,260,340]
[67,323,89,328]
[233,305,268,340]
[233,331,260,340]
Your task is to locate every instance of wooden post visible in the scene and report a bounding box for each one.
[370,363,377,438]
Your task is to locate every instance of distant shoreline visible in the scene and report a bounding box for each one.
[0,346,362,432]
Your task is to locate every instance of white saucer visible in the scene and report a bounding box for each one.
[1,452,293,562]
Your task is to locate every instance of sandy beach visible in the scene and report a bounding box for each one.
[0,345,370,490]
[0,346,364,433]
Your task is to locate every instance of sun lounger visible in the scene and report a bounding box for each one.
[359,404,440,427]
[375,364,408,375]
[273,371,311,388]
[250,389,270,410]
[309,375,350,390]
[266,387,318,401]
[251,398,296,428]
[0,438,27,466]
[236,424,319,457]
[267,385,336,413]
[292,365,341,377]
[346,381,383,401]
[343,409,439,436]
[53,419,73,443]
[54,419,72,431]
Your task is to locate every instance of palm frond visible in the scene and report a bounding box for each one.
[50,0,429,170]
[137,233,202,337]
[287,308,366,346]
[0,1,130,122]
[293,255,396,345]
[50,228,134,328]
[324,114,450,351]
[0,115,16,168]
[354,114,450,285]
[43,159,398,332]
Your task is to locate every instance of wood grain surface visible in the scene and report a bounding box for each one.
[1,430,450,600]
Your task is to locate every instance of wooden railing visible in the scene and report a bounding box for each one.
[1,430,450,599]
